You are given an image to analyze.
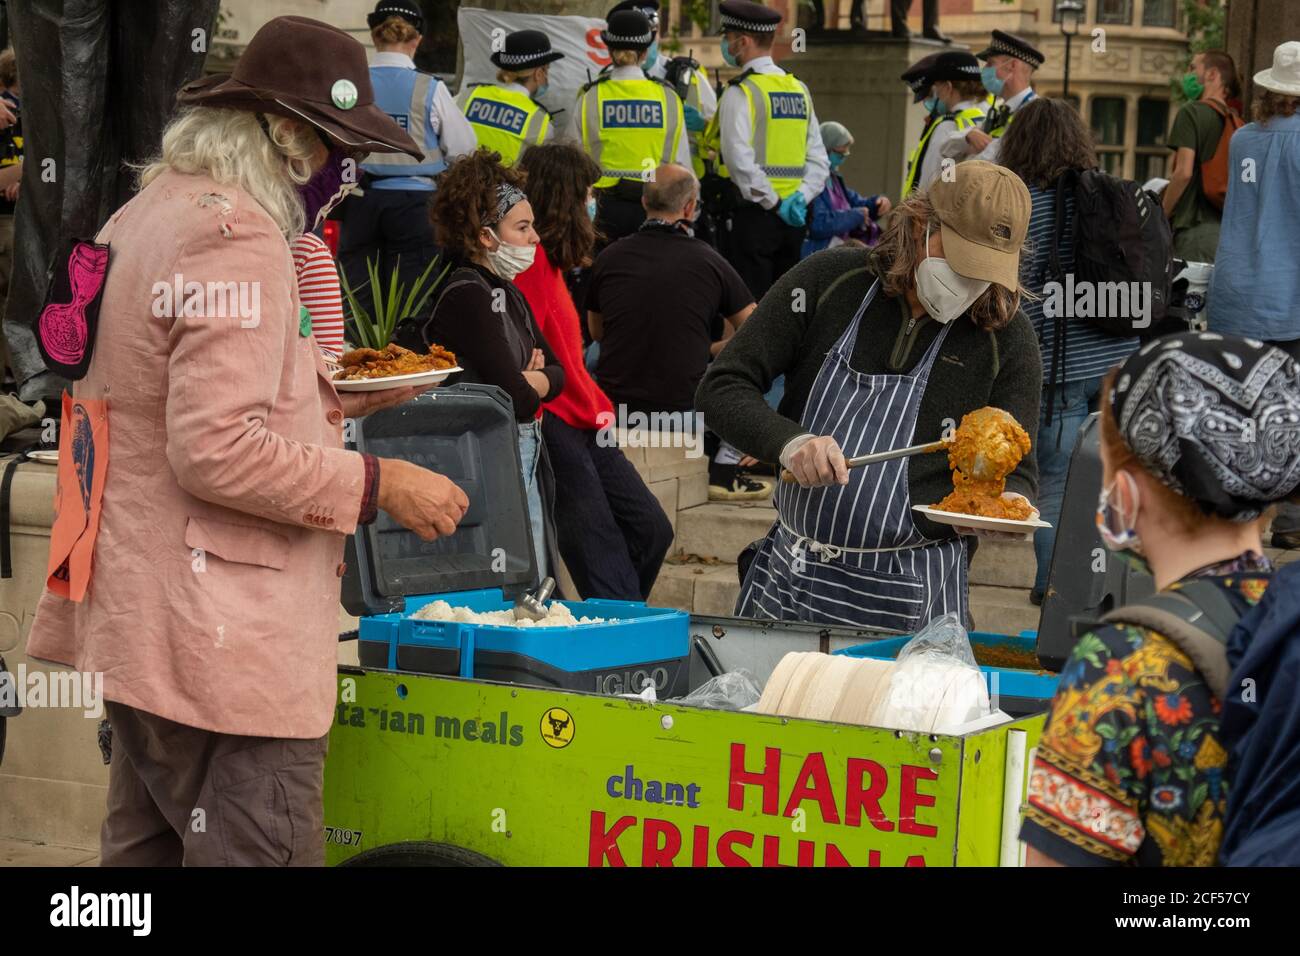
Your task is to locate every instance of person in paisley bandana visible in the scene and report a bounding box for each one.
[1021,332,1300,867]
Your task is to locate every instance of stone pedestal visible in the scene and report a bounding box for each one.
[790,33,957,201]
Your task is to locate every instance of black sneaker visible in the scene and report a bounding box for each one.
[709,472,773,502]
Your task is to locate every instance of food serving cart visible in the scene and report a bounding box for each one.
[321,386,1059,867]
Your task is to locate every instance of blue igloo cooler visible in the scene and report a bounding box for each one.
[341,384,690,697]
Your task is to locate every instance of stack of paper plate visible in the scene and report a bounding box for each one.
[755,650,988,733]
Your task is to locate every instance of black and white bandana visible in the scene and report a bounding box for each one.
[1111,332,1300,521]
[486,183,527,226]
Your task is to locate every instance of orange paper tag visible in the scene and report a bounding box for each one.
[46,393,109,602]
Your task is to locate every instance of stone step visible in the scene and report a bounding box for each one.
[969,584,1042,636]
[672,500,776,563]
[969,538,1038,589]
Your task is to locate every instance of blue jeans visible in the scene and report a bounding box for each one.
[518,420,547,580]
[1033,376,1103,593]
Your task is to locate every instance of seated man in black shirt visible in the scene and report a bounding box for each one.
[586,163,761,498]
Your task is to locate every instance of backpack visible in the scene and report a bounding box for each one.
[1047,168,1175,338]
[1195,99,1245,211]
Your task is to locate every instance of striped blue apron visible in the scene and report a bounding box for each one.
[737,279,968,631]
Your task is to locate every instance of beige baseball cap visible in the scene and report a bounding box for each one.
[927,161,1031,291]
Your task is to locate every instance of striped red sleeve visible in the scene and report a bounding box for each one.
[291,232,346,360]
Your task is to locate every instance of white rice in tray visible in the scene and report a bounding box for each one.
[410,600,609,628]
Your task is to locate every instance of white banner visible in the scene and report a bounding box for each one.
[457,7,612,131]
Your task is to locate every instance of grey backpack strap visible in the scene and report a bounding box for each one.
[1101,579,1240,698]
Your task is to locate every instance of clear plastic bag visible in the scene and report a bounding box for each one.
[875,613,990,734]
[673,671,762,711]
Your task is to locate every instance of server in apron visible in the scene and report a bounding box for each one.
[695,161,1041,631]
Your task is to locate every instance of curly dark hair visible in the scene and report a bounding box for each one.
[1254,88,1300,125]
[429,148,528,262]
[998,98,1098,191]
[517,142,602,272]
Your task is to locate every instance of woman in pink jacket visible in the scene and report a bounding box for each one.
[26,17,468,867]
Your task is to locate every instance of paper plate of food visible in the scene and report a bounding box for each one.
[911,406,1050,538]
[332,343,461,392]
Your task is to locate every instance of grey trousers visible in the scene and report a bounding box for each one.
[100,701,329,867]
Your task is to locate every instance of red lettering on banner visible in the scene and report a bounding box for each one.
[899,765,939,837]
[589,811,635,866]
[762,834,817,867]
[717,829,754,866]
[844,757,894,831]
[782,751,840,824]
[728,743,781,815]
[905,855,927,866]
[692,824,710,866]
[586,28,611,66]
[642,817,681,867]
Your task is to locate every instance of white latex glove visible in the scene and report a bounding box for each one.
[781,434,848,487]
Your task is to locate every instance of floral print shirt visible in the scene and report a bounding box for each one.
[1020,556,1272,866]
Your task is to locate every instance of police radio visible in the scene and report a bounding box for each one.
[663,51,699,102]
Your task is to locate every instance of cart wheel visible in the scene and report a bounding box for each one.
[337,841,503,867]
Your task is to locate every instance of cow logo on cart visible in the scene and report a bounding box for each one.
[540,707,575,749]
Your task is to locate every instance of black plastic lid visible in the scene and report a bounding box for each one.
[341,384,538,617]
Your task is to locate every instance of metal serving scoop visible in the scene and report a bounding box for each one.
[780,438,950,483]
[513,576,556,621]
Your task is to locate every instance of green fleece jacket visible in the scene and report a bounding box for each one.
[695,246,1042,540]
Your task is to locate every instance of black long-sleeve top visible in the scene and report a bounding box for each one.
[422,262,565,421]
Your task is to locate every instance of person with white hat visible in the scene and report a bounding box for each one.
[1207,40,1300,548]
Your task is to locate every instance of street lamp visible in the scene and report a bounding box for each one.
[1057,0,1085,101]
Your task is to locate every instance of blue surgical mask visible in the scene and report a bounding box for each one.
[645,42,659,71]
[923,95,941,115]
[721,38,738,68]
[535,82,549,99]
[586,197,598,221]
[829,152,847,169]
[980,64,1005,96]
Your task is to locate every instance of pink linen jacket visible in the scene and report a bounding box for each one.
[27,170,365,739]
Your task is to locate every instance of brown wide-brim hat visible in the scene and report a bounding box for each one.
[177,15,421,158]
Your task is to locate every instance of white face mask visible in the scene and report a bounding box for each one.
[485,227,537,281]
[914,222,991,324]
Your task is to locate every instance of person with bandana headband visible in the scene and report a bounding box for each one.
[1163,49,1241,262]
[801,121,891,258]
[697,161,1041,631]
[424,151,566,579]
[1021,332,1300,868]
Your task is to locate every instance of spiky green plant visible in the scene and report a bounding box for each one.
[338,254,451,351]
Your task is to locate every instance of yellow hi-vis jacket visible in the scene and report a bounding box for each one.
[702,70,810,200]
[462,85,550,166]
[902,105,985,196]
[578,76,684,189]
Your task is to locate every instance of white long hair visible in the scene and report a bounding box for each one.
[139,107,318,240]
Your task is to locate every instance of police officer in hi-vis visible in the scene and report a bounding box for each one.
[912,51,987,192]
[459,30,563,166]
[948,30,1043,165]
[610,2,719,173]
[899,51,943,198]
[708,0,829,299]
[566,8,691,243]
[339,0,476,319]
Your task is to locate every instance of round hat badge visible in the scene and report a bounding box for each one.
[331,79,359,110]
